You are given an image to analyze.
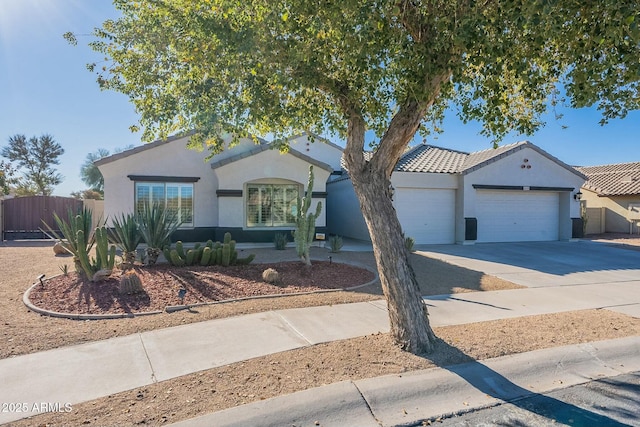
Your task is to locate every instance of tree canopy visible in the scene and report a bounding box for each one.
[1,134,64,196]
[80,148,111,193]
[89,0,640,149]
[85,0,640,354]
[0,160,16,196]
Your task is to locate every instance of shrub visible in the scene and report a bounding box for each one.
[404,236,415,253]
[273,233,288,250]
[109,212,142,267]
[44,208,116,281]
[137,203,182,265]
[328,235,343,253]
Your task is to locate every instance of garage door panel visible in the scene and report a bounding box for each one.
[476,191,559,242]
[394,188,455,244]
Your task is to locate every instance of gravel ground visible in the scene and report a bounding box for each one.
[0,240,519,358]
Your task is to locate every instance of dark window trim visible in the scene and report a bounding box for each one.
[128,175,200,183]
[311,191,328,198]
[217,189,243,197]
[473,184,574,192]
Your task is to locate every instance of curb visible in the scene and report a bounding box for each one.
[23,259,379,320]
[168,336,640,427]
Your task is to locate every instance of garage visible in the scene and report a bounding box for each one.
[394,188,456,244]
[475,190,560,242]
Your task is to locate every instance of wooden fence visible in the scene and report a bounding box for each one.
[1,196,84,240]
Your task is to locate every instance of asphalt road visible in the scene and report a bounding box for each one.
[435,371,640,427]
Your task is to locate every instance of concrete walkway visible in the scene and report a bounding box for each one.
[2,240,640,425]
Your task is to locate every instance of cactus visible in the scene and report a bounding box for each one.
[74,225,116,281]
[293,165,322,266]
[119,271,143,295]
[186,249,197,265]
[175,241,186,259]
[163,233,254,268]
[200,247,212,265]
[170,249,186,266]
[221,243,231,266]
[235,253,256,265]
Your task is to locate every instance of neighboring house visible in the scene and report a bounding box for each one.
[96,133,343,242]
[328,141,586,244]
[576,162,640,235]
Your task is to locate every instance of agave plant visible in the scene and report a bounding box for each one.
[137,203,182,265]
[43,207,96,272]
[109,212,143,267]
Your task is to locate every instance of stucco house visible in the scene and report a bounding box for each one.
[96,133,343,242]
[328,141,587,244]
[576,162,640,235]
[97,133,585,245]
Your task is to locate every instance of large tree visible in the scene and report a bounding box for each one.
[0,160,16,196]
[80,148,111,193]
[1,134,64,196]
[85,0,640,354]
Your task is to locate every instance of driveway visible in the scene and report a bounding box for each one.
[416,240,640,289]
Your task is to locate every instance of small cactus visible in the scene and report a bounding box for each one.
[262,268,281,285]
[119,271,144,295]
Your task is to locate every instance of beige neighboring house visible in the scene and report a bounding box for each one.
[576,162,640,235]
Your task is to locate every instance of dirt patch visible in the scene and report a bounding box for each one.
[1,242,522,359]
[27,261,375,316]
[12,309,640,427]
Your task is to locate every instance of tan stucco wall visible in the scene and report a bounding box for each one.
[460,146,585,242]
[581,188,640,233]
[98,135,259,228]
[213,149,330,228]
[288,134,343,171]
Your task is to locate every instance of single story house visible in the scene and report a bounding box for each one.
[328,141,587,244]
[96,133,343,242]
[576,162,640,235]
[97,133,586,245]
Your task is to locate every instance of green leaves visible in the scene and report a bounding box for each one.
[87,0,640,148]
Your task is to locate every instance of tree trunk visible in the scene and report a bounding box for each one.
[350,167,437,354]
[343,106,438,355]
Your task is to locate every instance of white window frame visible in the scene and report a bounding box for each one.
[135,182,194,227]
[245,182,300,228]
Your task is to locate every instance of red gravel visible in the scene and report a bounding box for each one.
[26,261,375,316]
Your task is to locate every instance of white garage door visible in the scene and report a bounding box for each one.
[476,190,560,242]
[394,188,455,244]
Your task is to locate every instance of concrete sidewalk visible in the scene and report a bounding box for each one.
[2,277,639,425]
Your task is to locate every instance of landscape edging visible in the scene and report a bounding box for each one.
[23,258,379,320]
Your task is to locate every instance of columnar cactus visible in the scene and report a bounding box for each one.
[76,225,116,281]
[163,234,254,267]
[293,166,322,266]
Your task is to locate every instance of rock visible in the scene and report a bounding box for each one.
[53,241,71,255]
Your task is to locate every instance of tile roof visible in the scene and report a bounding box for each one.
[461,141,527,172]
[210,144,333,172]
[395,144,468,173]
[576,162,640,196]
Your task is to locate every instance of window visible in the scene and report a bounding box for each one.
[135,182,194,227]
[246,184,299,227]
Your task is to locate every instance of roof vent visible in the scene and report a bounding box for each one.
[620,175,634,183]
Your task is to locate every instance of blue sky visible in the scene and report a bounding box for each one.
[1,0,639,197]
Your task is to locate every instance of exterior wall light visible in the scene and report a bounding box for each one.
[574,191,583,201]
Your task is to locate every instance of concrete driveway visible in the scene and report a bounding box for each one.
[417,240,640,289]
